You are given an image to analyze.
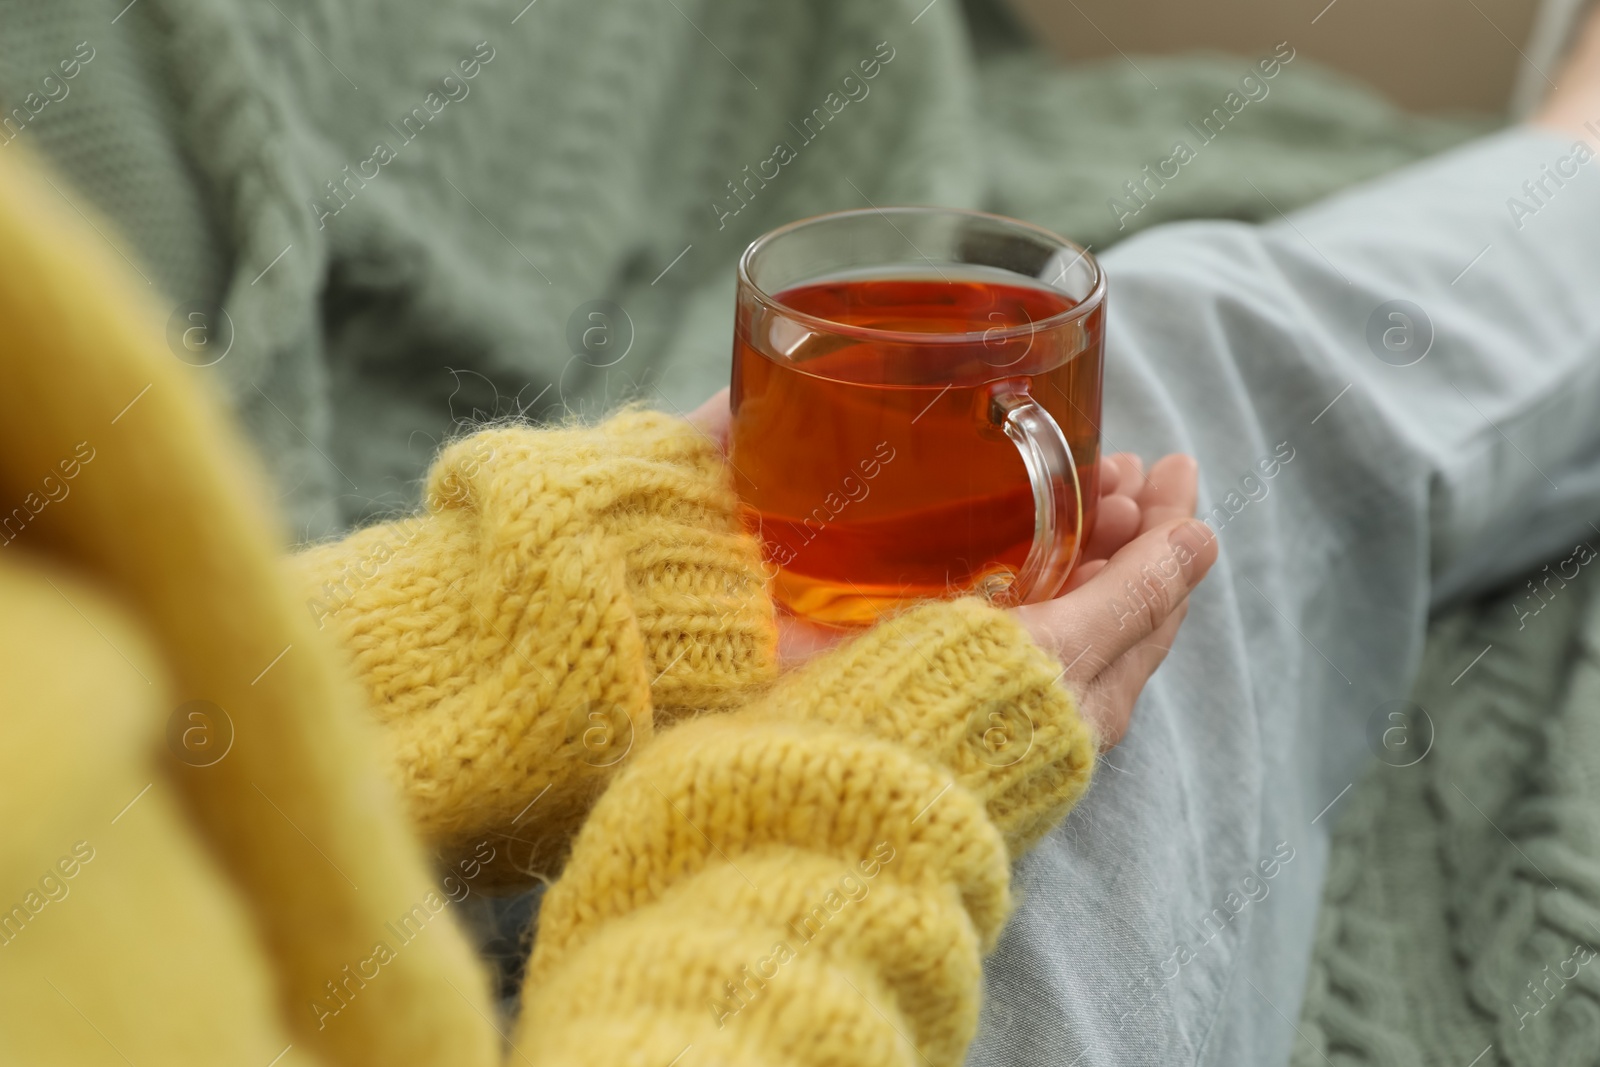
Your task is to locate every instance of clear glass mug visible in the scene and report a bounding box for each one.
[728,206,1105,628]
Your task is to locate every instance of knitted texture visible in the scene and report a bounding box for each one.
[293,410,778,880]
[0,0,1482,535]
[0,0,979,535]
[523,600,1090,1066]
[0,145,499,1067]
[976,50,1489,252]
[1292,559,1600,1067]
[0,143,1096,1067]
[743,597,1100,858]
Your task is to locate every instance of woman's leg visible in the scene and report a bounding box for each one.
[969,118,1600,1065]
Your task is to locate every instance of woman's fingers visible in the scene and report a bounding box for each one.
[1135,454,1199,536]
[1080,492,1140,563]
[1110,452,1145,493]
[1099,453,1144,497]
[1097,454,1122,497]
[1062,557,1108,593]
[1080,452,1148,563]
[1014,516,1217,686]
[1016,513,1216,750]
[1076,595,1189,747]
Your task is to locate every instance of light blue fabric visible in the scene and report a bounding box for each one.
[968,127,1600,1066]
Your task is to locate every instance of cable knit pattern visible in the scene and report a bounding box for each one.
[0,0,983,534]
[1293,561,1600,1067]
[0,0,1471,535]
[523,600,1092,1066]
[294,409,777,879]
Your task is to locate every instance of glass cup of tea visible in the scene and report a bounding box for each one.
[729,206,1105,627]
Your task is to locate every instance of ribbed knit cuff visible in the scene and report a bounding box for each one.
[519,601,1087,1066]
[428,409,779,723]
[291,411,777,881]
[751,597,1097,857]
[587,409,780,719]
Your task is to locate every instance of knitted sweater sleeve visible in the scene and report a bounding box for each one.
[517,598,1098,1067]
[292,410,778,879]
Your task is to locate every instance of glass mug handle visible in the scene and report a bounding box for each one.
[984,381,1083,604]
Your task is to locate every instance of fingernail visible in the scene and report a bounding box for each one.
[1168,520,1213,583]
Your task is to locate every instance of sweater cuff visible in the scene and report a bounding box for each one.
[523,713,1011,1064]
[751,597,1097,857]
[429,409,780,723]
[588,409,780,719]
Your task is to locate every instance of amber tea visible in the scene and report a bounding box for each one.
[729,240,1104,627]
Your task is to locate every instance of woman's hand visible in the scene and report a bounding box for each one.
[688,390,1217,747]
[1015,455,1214,748]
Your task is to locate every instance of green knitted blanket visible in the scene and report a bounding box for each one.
[0,0,1475,536]
[1293,557,1600,1067]
[7,2,1580,1063]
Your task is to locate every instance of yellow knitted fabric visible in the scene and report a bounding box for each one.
[0,145,1096,1067]
[0,149,499,1067]
[0,561,310,1067]
[522,600,1096,1066]
[294,413,779,880]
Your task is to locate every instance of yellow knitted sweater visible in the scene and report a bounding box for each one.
[0,149,1096,1067]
